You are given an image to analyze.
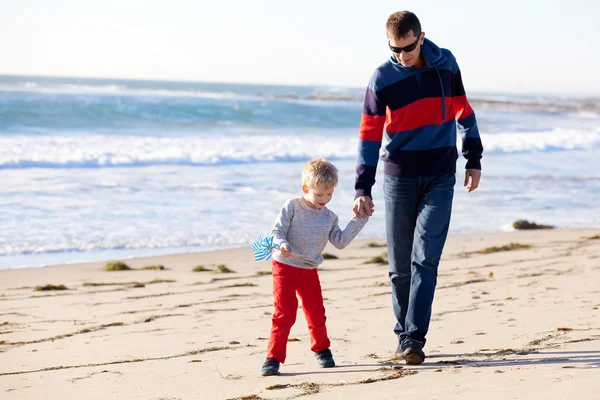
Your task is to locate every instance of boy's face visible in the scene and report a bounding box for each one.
[302,184,335,209]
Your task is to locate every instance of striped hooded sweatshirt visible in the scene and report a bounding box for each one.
[355,38,483,199]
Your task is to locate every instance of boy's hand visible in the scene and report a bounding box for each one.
[279,244,291,258]
[353,196,374,218]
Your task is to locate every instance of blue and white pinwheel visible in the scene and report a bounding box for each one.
[252,234,280,261]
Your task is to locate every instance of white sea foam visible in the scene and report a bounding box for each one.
[481,128,600,153]
[1,128,598,169]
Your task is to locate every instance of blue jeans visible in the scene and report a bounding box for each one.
[383,173,455,345]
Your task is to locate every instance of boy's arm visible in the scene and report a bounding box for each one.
[328,214,368,250]
[270,200,294,249]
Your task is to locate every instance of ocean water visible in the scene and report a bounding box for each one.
[1,75,599,269]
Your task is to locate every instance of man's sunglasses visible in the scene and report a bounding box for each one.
[388,36,421,54]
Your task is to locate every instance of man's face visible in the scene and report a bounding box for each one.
[388,31,423,68]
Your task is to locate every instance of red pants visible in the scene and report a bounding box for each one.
[266,260,330,363]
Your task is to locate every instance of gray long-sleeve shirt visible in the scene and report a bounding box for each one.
[270,198,368,269]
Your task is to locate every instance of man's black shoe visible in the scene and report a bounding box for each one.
[395,338,425,365]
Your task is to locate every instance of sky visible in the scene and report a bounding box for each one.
[1,0,599,95]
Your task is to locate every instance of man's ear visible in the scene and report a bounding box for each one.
[302,185,309,194]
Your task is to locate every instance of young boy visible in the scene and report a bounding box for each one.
[261,158,369,376]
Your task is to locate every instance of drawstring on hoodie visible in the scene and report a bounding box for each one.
[435,67,446,121]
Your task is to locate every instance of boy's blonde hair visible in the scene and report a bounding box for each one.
[302,158,338,189]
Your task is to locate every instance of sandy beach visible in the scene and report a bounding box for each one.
[1,229,599,399]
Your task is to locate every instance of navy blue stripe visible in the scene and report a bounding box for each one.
[383,156,456,177]
[382,146,458,177]
[457,114,480,138]
[357,140,382,166]
[363,87,386,116]
[386,119,457,152]
[379,69,462,111]
[355,165,377,198]
[452,69,467,96]
[462,137,483,154]
[462,137,483,169]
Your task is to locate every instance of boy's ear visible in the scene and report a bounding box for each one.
[302,185,309,194]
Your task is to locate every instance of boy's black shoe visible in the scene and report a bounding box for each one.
[395,338,425,365]
[315,349,335,368]
[261,359,280,376]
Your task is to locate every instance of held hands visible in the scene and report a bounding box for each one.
[353,196,374,218]
[279,244,291,258]
[464,169,482,193]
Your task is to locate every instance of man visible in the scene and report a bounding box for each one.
[353,10,483,365]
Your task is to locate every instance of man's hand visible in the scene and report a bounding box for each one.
[464,169,481,193]
[353,196,374,218]
[279,244,291,258]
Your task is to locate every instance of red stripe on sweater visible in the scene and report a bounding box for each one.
[385,97,472,133]
[359,114,385,142]
[452,94,474,120]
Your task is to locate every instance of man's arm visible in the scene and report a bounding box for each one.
[452,61,483,192]
[354,82,386,214]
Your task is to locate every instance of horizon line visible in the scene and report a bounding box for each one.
[0,72,597,98]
